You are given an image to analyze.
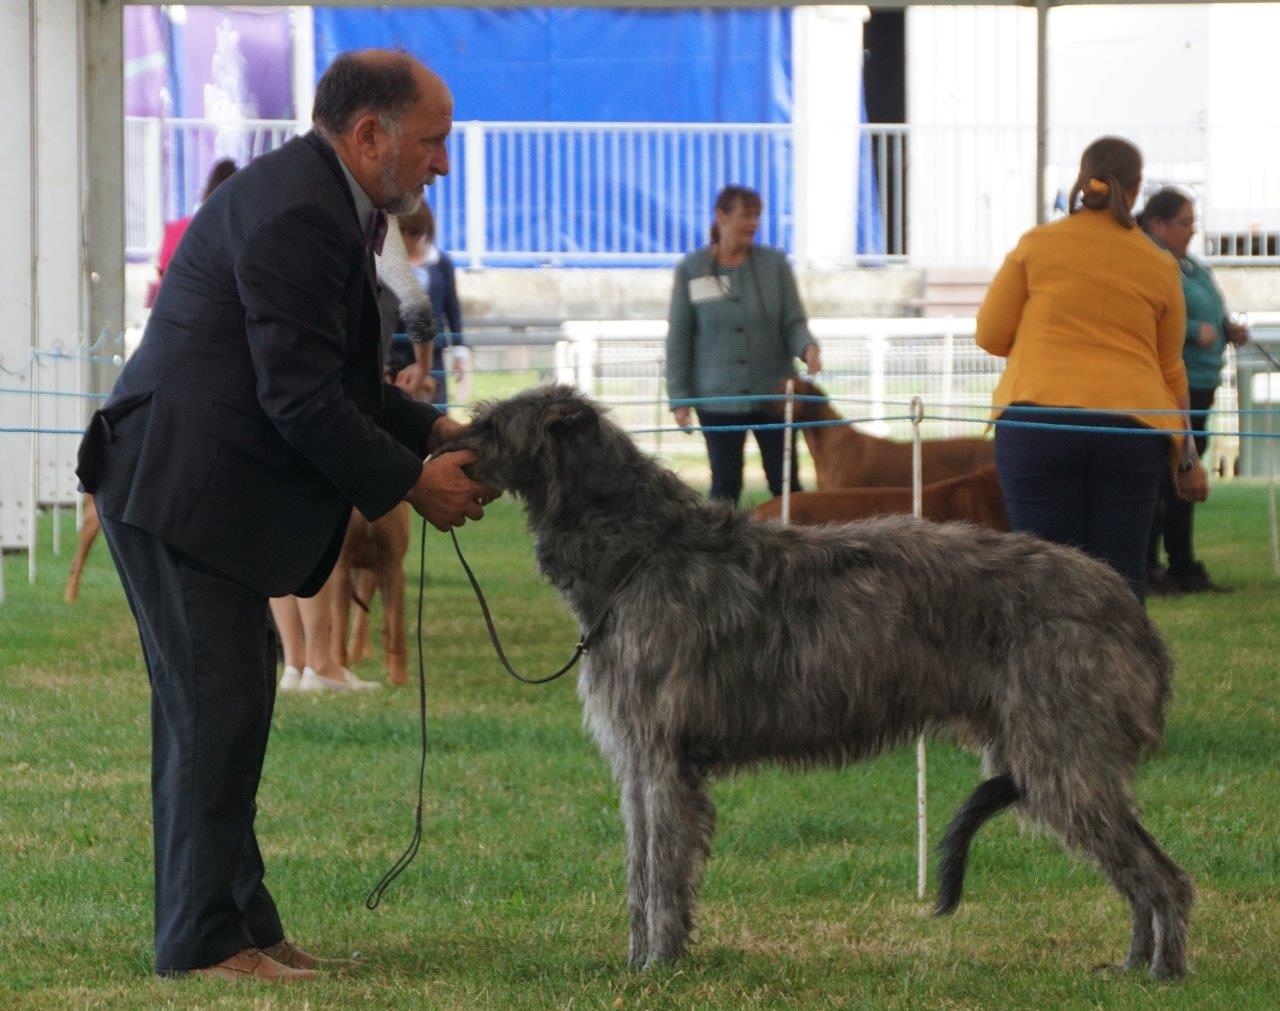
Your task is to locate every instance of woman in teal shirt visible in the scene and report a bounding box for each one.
[1140,188,1249,593]
[666,185,822,504]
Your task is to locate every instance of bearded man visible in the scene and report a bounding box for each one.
[77,51,493,983]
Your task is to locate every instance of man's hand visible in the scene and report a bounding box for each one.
[672,406,693,430]
[406,450,497,531]
[1174,461,1210,504]
[802,343,822,375]
[1197,322,1218,349]
[1225,320,1250,347]
[427,414,468,453]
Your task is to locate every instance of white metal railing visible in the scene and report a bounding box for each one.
[125,116,1280,268]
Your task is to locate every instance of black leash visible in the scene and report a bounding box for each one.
[447,527,646,685]
[366,517,646,906]
[365,515,430,910]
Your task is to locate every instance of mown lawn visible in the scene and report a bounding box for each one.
[1,478,1277,1009]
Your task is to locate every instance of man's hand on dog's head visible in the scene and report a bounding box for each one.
[407,450,499,531]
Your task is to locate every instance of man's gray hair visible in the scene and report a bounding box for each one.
[312,51,419,138]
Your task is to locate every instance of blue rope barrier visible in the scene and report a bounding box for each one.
[0,387,107,400]
[0,427,86,435]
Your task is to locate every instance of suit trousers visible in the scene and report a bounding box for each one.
[994,408,1167,602]
[99,515,284,973]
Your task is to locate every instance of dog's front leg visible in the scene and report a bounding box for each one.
[620,766,650,968]
[642,756,716,968]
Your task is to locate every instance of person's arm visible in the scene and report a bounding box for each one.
[235,201,442,520]
[377,217,438,348]
[666,260,696,426]
[1157,268,1207,502]
[975,235,1030,357]
[441,257,463,340]
[777,255,820,373]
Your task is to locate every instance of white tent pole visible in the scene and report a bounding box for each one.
[1036,0,1050,225]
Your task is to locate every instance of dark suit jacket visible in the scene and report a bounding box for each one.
[78,131,441,597]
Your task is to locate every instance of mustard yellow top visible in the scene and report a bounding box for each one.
[976,209,1189,448]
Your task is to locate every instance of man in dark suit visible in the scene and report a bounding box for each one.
[77,50,492,983]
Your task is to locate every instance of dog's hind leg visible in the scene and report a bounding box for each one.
[1130,820,1194,980]
[378,563,407,685]
[642,755,716,967]
[619,765,650,968]
[1048,800,1193,979]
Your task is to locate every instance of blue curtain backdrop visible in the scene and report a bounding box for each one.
[314,7,879,263]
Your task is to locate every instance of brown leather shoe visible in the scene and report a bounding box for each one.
[261,939,355,971]
[191,947,317,983]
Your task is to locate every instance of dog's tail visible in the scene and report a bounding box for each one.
[933,773,1022,917]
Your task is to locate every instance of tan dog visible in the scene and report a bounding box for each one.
[330,503,412,685]
[755,463,1009,532]
[779,378,994,488]
[64,495,101,602]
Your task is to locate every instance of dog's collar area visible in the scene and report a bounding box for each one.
[451,529,648,683]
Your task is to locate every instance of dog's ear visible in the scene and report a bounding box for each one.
[544,400,596,435]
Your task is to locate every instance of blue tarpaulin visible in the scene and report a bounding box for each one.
[314,8,792,124]
[313,8,881,263]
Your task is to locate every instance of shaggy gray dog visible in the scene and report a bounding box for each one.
[447,385,1194,979]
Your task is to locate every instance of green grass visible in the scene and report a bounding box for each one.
[2,481,1278,1008]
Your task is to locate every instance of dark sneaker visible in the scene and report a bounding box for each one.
[1170,561,1234,594]
[1146,565,1182,597]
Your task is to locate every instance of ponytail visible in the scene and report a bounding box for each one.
[1069,137,1142,229]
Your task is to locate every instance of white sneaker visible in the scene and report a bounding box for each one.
[278,665,302,691]
[339,668,381,691]
[299,666,356,693]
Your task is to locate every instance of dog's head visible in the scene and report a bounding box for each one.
[768,377,829,421]
[439,385,606,498]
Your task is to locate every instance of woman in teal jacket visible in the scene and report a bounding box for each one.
[666,185,822,504]
[1140,188,1249,593]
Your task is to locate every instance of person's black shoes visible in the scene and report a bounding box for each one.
[1146,565,1182,597]
[1169,561,1234,594]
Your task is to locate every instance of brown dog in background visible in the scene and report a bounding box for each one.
[63,495,100,602]
[330,503,411,686]
[778,378,994,488]
[755,463,1009,532]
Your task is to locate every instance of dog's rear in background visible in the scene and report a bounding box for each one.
[755,463,1008,532]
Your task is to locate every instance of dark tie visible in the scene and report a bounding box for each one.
[367,210,388,256]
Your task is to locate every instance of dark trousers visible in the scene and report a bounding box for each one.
[1148,387,1215,574]
[696,407,801,505]
[994,408,1167,601]
[99,515,284,973]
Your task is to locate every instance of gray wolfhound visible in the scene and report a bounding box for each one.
[447,385,1193,979]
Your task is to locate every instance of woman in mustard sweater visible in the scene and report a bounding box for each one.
[976,137,1208,601]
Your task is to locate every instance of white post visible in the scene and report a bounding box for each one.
[75,341,84,532]
[911,394,927,902]
[28,363,38,584]
[781,379,795,523]
[1268,399,1279,577]
[464,121,487,270]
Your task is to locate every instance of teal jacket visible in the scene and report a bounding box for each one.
[1179,256,1230,390]
[1147,234,1230,390]
[666,245,814,415]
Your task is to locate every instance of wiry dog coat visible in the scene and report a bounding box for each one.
[447,386,1193,979]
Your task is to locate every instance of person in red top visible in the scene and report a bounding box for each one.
[147,159,238,305]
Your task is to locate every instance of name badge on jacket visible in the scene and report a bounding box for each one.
[689,275,726,304]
